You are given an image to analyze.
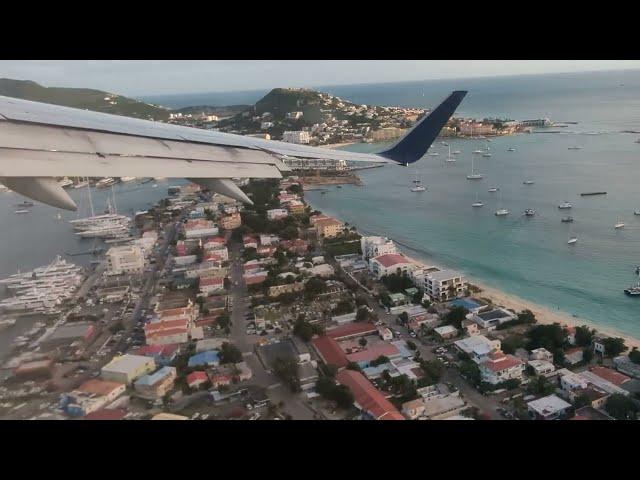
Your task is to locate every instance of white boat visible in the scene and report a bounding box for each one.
[96,177,117,188]
[614,217,625,229]
[472,193,484,208]
[507,147,515,152]
[428,152,440,157]
[452,150,461,155]
[466,156,483,180]
[14,210,30,214]
[58,177,74,188]
[472,149,483,154]
[73,180,89,189]
[445,145,456,163]
[558,202,572,209]
[488,187,499,193]
[120,176,137,183]
[410,174,426,192]
[567,236,577,245]
[568,146,582,150]
[634,210,640,215]
[523,180,534,185]
[495,209,509,216]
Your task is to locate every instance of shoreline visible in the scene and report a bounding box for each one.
[405,252,640,350]
[303,194,640,351]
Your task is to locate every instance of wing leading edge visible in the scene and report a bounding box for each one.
[0,90,466,210]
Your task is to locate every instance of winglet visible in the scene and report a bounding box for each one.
[378,90,467,165]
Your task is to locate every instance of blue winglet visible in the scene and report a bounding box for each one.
[379,90,467,165]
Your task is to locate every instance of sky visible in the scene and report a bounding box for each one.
[1,60,639,97]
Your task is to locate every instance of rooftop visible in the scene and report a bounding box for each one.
[311,336,348,368]
[372,253,412,268]
[326,322,377,340]
[336,369,404,420]
[77,379,124,397]
[589,366,631,386]
[102,354,155,375]
[427,269,464,282]
[527,394,571,415]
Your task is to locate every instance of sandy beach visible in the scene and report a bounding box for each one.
[401,252,640,350]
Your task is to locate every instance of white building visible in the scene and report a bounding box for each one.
[369,253,415,279]
[454,335,502,364]
[286,111,303,120]
[529,348,554,362]
[471,308,517,329]
[527,359,556,377]
[424,270,466,302]
[101,354,156,385]
[527,394,572,420]
[360,236,397,261]
[260,121,274,130]
[282,131,311,144]
[267,208,289,220]
[106,245,145,276]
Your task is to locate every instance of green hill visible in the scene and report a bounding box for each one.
[0,78,170,121]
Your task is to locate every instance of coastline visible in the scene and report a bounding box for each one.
[317,141,358,149]
[303,195,640,351]
[401,251,640,351]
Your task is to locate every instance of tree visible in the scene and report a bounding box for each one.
[223,277,231,290]
[398,311,409,325]
[574,325,594,347]
[406,340,417,351]
[219,342,242,364]
[419,359,445,385]
[370,355,389,367]
[109,320,124,334]
[358,337,367,348]
[333,300,355,316]
[444,306,469,329]
[304,277,326,300]
[526,324,566,352]
[582,347,594,364]
[602,337,627,358]
[355,307,369,322]
[346,362,362,372]
[629,347,640,364]
[527,375,555,396]
[217,312,231,330]
[605,394,639,420]
[459,360,481,386]
[272,356,301,393]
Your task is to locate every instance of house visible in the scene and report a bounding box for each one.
[267,208,288,220]
[134,366,177,399]
[434,325,459,341]
[461,319,479,336]
[565,326,577,345]
[527,359,556,377]
[101,355,156,385]
[220,212,241,230]
[421,395,467,420]
[360,236,397,261]
[268,282,304,298]
[199,277,225,296]
[286,200,305,215]
[133,344,179,366]
[614,355,640,379]
[593,336,608,355]
[589,366,631,386]
[402,399,425,420]
[378,327,393,341]
[572,406,614,421]
[186,371,209,390]
[558,369,589,392]
[369,253,414,279]
[346,343,402,369]
[471,308,517,329]
[527,394,572,420]
[336,370,404,420]
[577,370,630,396]
[454,335,501,363]
[479,351,525,385]
[314,217,342,238]
[530,348,554,362]
[423,270,466,302]
[564,347,584,366]
[62,379,127,417]
[105,245,145,276]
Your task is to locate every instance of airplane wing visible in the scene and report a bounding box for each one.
[0,90,466,210]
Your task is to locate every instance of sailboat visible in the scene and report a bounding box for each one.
[466,156,483,180]
[482,145,492,157]
[614,217,625,229]
[445,144,456,163]
[507,147,516,152]
[495,190,509,216]
[472,193,484,207]
[624,268,640,296]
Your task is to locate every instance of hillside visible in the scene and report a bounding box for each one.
[172,104,250,118]
[0,78,170,121]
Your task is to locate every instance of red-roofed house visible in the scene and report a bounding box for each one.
[134,344,179,365]
[243,235,259,249]
[346,343,400,366]
[336,370,404,420]
[312,336,348,369]
[479,351,525,385]
[589,366,631,386]
[210,373,233,388]
[326,322,378,341]
[279,239,309,256]
[186,371,209,390]
[243,271,268,286]
[199,277,224,295]
[369,253,415,279]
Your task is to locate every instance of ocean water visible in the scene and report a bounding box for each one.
[302,70,640,339]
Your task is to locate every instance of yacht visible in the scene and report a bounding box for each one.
[507,147,515,152]
[74,179,89,189]
[568,146,583,150]
[472,193,484,207]
[495,209,509,216]
[120,176,137,183]
[473,149,484,154]
[488,187,499,193]
[410,180,426,192]
[624,270,640,296]
[567,236,578,245]
[634,210,640,216]
[452,150,461,155]
[558,202,572,209]
[96,177,117,188]
[445,145,456,163]
[14,209,30,214]
[58,177,74,188]
[523,180,534,185]
[614,218,625,229]
[428,152,440,157]
[482,151,492,157]
[561,216,574,223]
[466,157,483,180]
[524,209,536,216]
